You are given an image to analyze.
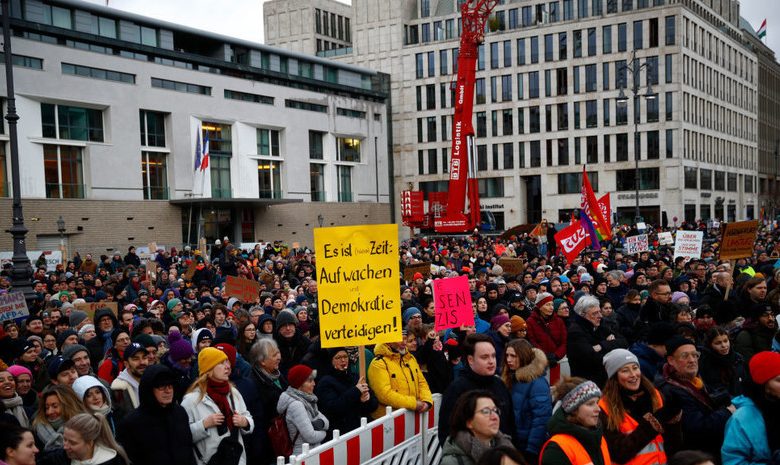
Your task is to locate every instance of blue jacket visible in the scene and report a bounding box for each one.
[509,348,551,455]
[722,395,771,465]
[630,342,664,381]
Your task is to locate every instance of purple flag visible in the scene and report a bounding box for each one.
[579,210,601,249]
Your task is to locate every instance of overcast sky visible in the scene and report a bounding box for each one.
[86,0,778,55]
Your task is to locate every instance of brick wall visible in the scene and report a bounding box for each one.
[0,199,182,257]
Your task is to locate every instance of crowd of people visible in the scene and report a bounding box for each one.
[0,220,778,465]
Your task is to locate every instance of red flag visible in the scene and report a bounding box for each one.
[580,167,611,240]
[598,193,611,230]
[554,220,588,263]
[529,222,543,238]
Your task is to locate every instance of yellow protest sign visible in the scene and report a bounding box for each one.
[315,224,402,348]
[719,220,758,260]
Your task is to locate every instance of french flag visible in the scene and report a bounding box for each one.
[200,132,209,171]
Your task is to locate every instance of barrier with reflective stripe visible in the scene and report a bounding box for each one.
[279,393,442,465]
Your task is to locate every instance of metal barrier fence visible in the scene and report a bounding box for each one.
[277,393,443,465]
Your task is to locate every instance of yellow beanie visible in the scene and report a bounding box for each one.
[198,347,228,376]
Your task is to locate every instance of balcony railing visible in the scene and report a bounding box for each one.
[144,186,170,200]
[259,189,283,199]
[46,183,85,199]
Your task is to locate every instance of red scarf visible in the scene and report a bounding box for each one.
[206,379,234,430]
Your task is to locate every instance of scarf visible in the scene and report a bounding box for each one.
[662,363,711,408]
[254,365,281,388]
[1,395,29,427]
[206,379,234,430]
[286,387,320,419]
[452,430,513,463]
[92,403,112,416]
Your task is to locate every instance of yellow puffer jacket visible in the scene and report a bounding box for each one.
[367,343,433,418]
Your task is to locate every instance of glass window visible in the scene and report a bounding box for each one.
[604,134,611,162]
[530,106,540,133]
[587,28,596,56]
[700,169,712,190]
[586,136,598,163]
[549,2,560,22]
[559,32,567,60]
[517,38,526,65]
[44,145,83,199]
[502,108,513,135]
[139,110,166,147]
[141,152,167,200]
[574,102,581,129]
[421,23,430,42]
[415,53,423,78]
[477,112,487,137]
[649,18,658,48]
[428,149,438,174]
[714,171,725,191]
[665,54,673,83]
[559,172,598,194]
[564,0,573,19]
[503,40,512,67]
[490,42,499,69]
[618,23,627,52]
[530,36,539,63]
[586,100,597,128]
[41,103,104,142]
[603,99,610,126]
[558,102,569,130]
[616,167,659,190]
[503,143,514,169]
[440,49,449,75]
[502,74,513,101]
[647,56,658,85]
[665,15,675,46]
[141,26,157,47]
[603,26,612,54]
[257,128,281,156]
[666,129,673,158]
[647,130,659,159]
[633,20,643,49]
[647,95,659,122]
[574,30,582,57]
[622,0,633,11]
[530,141,541,167]
[578,0,589,17]
[545,70,552,97]
[517,108,524,134]
[426,84,436,110]
[477,145,488,171]
[476,78,486,104]
[529,72,539,98]
[603,62,610,90]
[558,138,569,165]
[427,51,435,77]
[665,92,673,121]
[616,133,628,161]
[545,34,554,61]
[585,64,596,92]
[337,165,353,202]
[684,167,697,189]
[478,178,504,198]
[309,131,324,159]
[203,122,232,198]
[557,68,568,96]
[478,44,485,70]
[310,163,325,201]
[337,137,361,162]
[616,98,628,125]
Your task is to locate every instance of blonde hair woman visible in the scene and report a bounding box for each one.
[32,385,86,451]
[181,347,254,465]
[63,413,128,465]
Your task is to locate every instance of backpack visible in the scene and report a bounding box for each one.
[267,409,299,458]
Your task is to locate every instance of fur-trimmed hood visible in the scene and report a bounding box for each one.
[514,348,548,383]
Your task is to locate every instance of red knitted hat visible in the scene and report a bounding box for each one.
[749,351,780,385]
[288,364,314,389]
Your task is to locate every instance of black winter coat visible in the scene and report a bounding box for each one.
[274,331,311,376]
[235,366,287,465]
[698,285,739,324]
[567,314,628,388]
[438,365,516,445]
[315,368,378,437]
[116,365,196,465]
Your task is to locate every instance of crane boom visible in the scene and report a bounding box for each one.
[434,0,501,233]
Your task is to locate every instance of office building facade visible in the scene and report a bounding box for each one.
[0,0,391,254]
[267,0,759,230]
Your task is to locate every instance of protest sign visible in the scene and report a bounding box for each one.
[258,271,276,286]
[657,231,674,246]
[625,234,650,255]
[719,220,758,260]
[433,276,474,331]
[224,275,261,303]
[74,302,118,320]
[497,258,525,276]
[674,231,704,260]
[0,292,29,323]
[0,250,62,272]
[403,261,432,282]
[315,224,401,348]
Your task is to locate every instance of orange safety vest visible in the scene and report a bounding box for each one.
[598,391,667,465]
[540,433,613,465]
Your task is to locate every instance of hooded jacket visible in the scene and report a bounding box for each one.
[86,308,119,371]
[541,407,610,465]
[277,387,330,455]
[509,348,552,455]
[116,365,196,465]
[721,395,771,465]
[72,375,116,434]
[367,343,433,419]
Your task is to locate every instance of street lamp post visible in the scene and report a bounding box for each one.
[3,0,34,301]
[57,216,66,259]
[317,214,324,228]
[617,50,656,227]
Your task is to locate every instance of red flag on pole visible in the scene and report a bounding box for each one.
[580,167,611,240]
[554,220,588,263]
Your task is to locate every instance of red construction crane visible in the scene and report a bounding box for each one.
[401,0,501,234]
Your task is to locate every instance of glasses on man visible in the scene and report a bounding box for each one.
[676,351,700,360]
[477,407,501,416]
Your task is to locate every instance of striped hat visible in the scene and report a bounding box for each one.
[560,380,601,414]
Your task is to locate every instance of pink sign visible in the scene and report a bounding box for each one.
[433,275,474,331]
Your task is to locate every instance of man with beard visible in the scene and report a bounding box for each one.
[640,279,675,325]
[111,342,149,420]
[735,306,776,361]
[698,271,739,325]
